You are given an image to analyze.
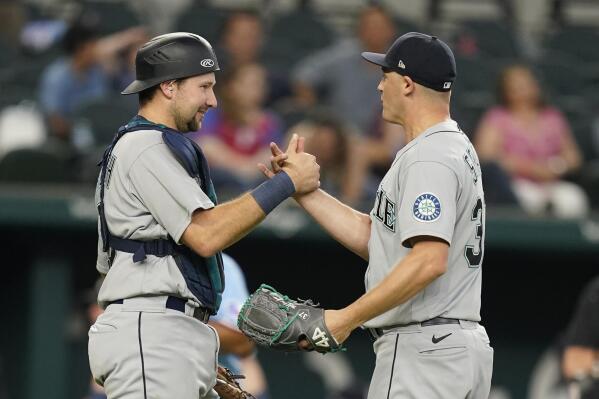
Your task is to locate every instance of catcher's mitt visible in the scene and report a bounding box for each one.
[213,365,255,399]
[237,284,344,353]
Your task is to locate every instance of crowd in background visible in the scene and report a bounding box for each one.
[0,1,598,399]
[0,0,599,216]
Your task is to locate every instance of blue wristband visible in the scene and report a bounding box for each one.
[251,171,296,214]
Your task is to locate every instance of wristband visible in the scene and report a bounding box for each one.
[251,171,296,214]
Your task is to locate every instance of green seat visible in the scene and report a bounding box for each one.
[81,1,142,34]
[175,2,228,46]
[453,20,520,60]
[544,26,599,63]
[0,148,75,183]
[74,96,138,146]
[263,9,334,73]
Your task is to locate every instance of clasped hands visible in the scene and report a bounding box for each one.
[257,134,320,195]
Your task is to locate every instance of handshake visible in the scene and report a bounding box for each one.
[257,133,321,196]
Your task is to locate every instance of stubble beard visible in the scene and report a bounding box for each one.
[173,107,199,133]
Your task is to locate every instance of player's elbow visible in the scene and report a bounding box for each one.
[195,241,219,258]
[181,224,221,258]
[427,256,447,278]
[412,238,449,279]
[192,233,221,257]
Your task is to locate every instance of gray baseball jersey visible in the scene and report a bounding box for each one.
[94,129,215,308]
[364,119,485,328]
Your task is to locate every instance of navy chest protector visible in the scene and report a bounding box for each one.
[98,115,224,313]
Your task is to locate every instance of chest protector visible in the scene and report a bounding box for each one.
[97,115,224,313]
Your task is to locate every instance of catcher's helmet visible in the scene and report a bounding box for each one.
[121,32,220,95]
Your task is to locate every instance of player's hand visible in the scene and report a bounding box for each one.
[257,143,286,178]
[258,134,320,194]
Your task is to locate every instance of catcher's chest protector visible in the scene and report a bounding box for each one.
[97,115,224,313]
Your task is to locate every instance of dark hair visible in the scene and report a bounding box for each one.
[138,85,159,106]
[138,79,186,106]
[63,22,99,55]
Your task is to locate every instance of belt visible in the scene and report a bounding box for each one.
[108,296,211,323]
[367,317,461,341]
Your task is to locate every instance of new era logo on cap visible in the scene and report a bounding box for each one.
[361,32,457,92]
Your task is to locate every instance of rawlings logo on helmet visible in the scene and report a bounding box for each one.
[201,58,215,67]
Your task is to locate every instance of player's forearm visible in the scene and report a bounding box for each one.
[183,193,265,257]
[341,242,447,328]
[295,189,371,260]
[209,322,255,357]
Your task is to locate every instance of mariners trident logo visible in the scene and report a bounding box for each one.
[413,193,441,222]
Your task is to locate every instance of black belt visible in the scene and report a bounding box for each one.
[108,296,211,323]
[367,317,461,341]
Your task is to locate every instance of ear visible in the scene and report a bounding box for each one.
[403,75,415,96]
[159,80,176,99]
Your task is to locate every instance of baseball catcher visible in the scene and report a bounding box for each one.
[237,284,344,353]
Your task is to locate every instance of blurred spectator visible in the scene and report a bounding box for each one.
[561,275,599,399]
[529,276,599,399]
[287,113,389,208]
[291,116,348,196]
[38,20,145,143]
[303,350,367,399]
[291,4,400,208]
[292,4,396,134]
[192,62,284,194]
[215,9,289,104]
[474,64,589,218]
[209,253,269,399]
[217,10,263,71]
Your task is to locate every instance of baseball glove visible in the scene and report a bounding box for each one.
[237,284,344,354]
[213,365,255,399]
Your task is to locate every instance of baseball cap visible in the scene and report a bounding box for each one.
[361,32,457,92]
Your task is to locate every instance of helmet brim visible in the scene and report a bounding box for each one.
[121,77,165,95]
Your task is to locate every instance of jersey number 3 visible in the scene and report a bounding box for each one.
[465,198,484,268]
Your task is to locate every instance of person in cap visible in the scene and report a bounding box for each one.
[261,32,493,398]
[88,32,321,399]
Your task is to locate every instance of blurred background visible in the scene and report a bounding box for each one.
[0,0,598,398]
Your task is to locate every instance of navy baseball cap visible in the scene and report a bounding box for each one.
[362,32,457,92]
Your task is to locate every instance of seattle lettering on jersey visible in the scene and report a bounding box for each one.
[373,188,396,232]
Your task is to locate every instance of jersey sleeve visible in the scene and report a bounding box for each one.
[397,161,458,247]
[128,144,215,243]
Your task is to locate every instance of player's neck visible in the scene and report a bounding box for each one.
[403,111,451,143]
[138,106,178,131]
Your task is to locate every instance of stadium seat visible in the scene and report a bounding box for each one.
[0,147,75,183]
[175,2,229,46]
[73,96,138,146]
[263,8,334,73]
[544,26,599,63]
[533,55,591,112]
[81,0,142,35]
[452,19,520,60]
